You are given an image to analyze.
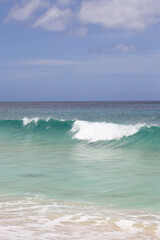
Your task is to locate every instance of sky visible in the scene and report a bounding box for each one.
[0,0,160,101]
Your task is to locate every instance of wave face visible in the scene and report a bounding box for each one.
[0,117,159,144]
[0,117,160,145]
[0,118,73,139]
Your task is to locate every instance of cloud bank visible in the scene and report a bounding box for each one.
[4,0,160,34]
[79,0,160,31]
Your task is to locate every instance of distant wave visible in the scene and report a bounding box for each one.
[0,117,159,143]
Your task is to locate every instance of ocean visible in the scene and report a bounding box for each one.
[0,101,160,239]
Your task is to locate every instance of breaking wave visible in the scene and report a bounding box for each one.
[0,117,159,143]
[71,120,145,142]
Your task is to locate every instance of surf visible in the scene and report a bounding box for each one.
[0,117,159,145]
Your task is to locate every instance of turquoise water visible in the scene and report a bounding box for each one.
[0,102,160,239]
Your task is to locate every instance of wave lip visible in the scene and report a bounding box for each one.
[23,117,40,126]
[71,120,145,142]
[1,117,157,144]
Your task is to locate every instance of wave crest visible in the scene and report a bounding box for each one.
[0,118,159,143]
[71,120,145,142]
[23,117,40,126]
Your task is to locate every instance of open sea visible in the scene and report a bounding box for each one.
[0,101,160,240]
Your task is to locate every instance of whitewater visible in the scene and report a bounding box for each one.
[0,117,156,142]
[23,117,147,141]
[0,102,160,239]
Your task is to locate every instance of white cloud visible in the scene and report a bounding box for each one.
[114,43,136,52]
[88,43,137,54]
[72,52,160,74]
[1,53,160,76]
[4,0,160,35]
[6,0,49,22]
[79,0,160,30]
[33,5,72,31]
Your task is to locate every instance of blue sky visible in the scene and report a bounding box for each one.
[0,0,160,101]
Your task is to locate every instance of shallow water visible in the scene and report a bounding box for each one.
[0,196,160,240]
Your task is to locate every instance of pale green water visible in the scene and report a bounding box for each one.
[0,102,160,210]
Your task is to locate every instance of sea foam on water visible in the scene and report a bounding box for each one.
[71,120,145,142]
[0,195,160,240]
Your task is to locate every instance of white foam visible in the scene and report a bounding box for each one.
[23,117,39,126]
[22,117,66,126]
[116,220,139,233]
[0,195,159,240]
[156,225,160,238]
[71,120,145,142]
